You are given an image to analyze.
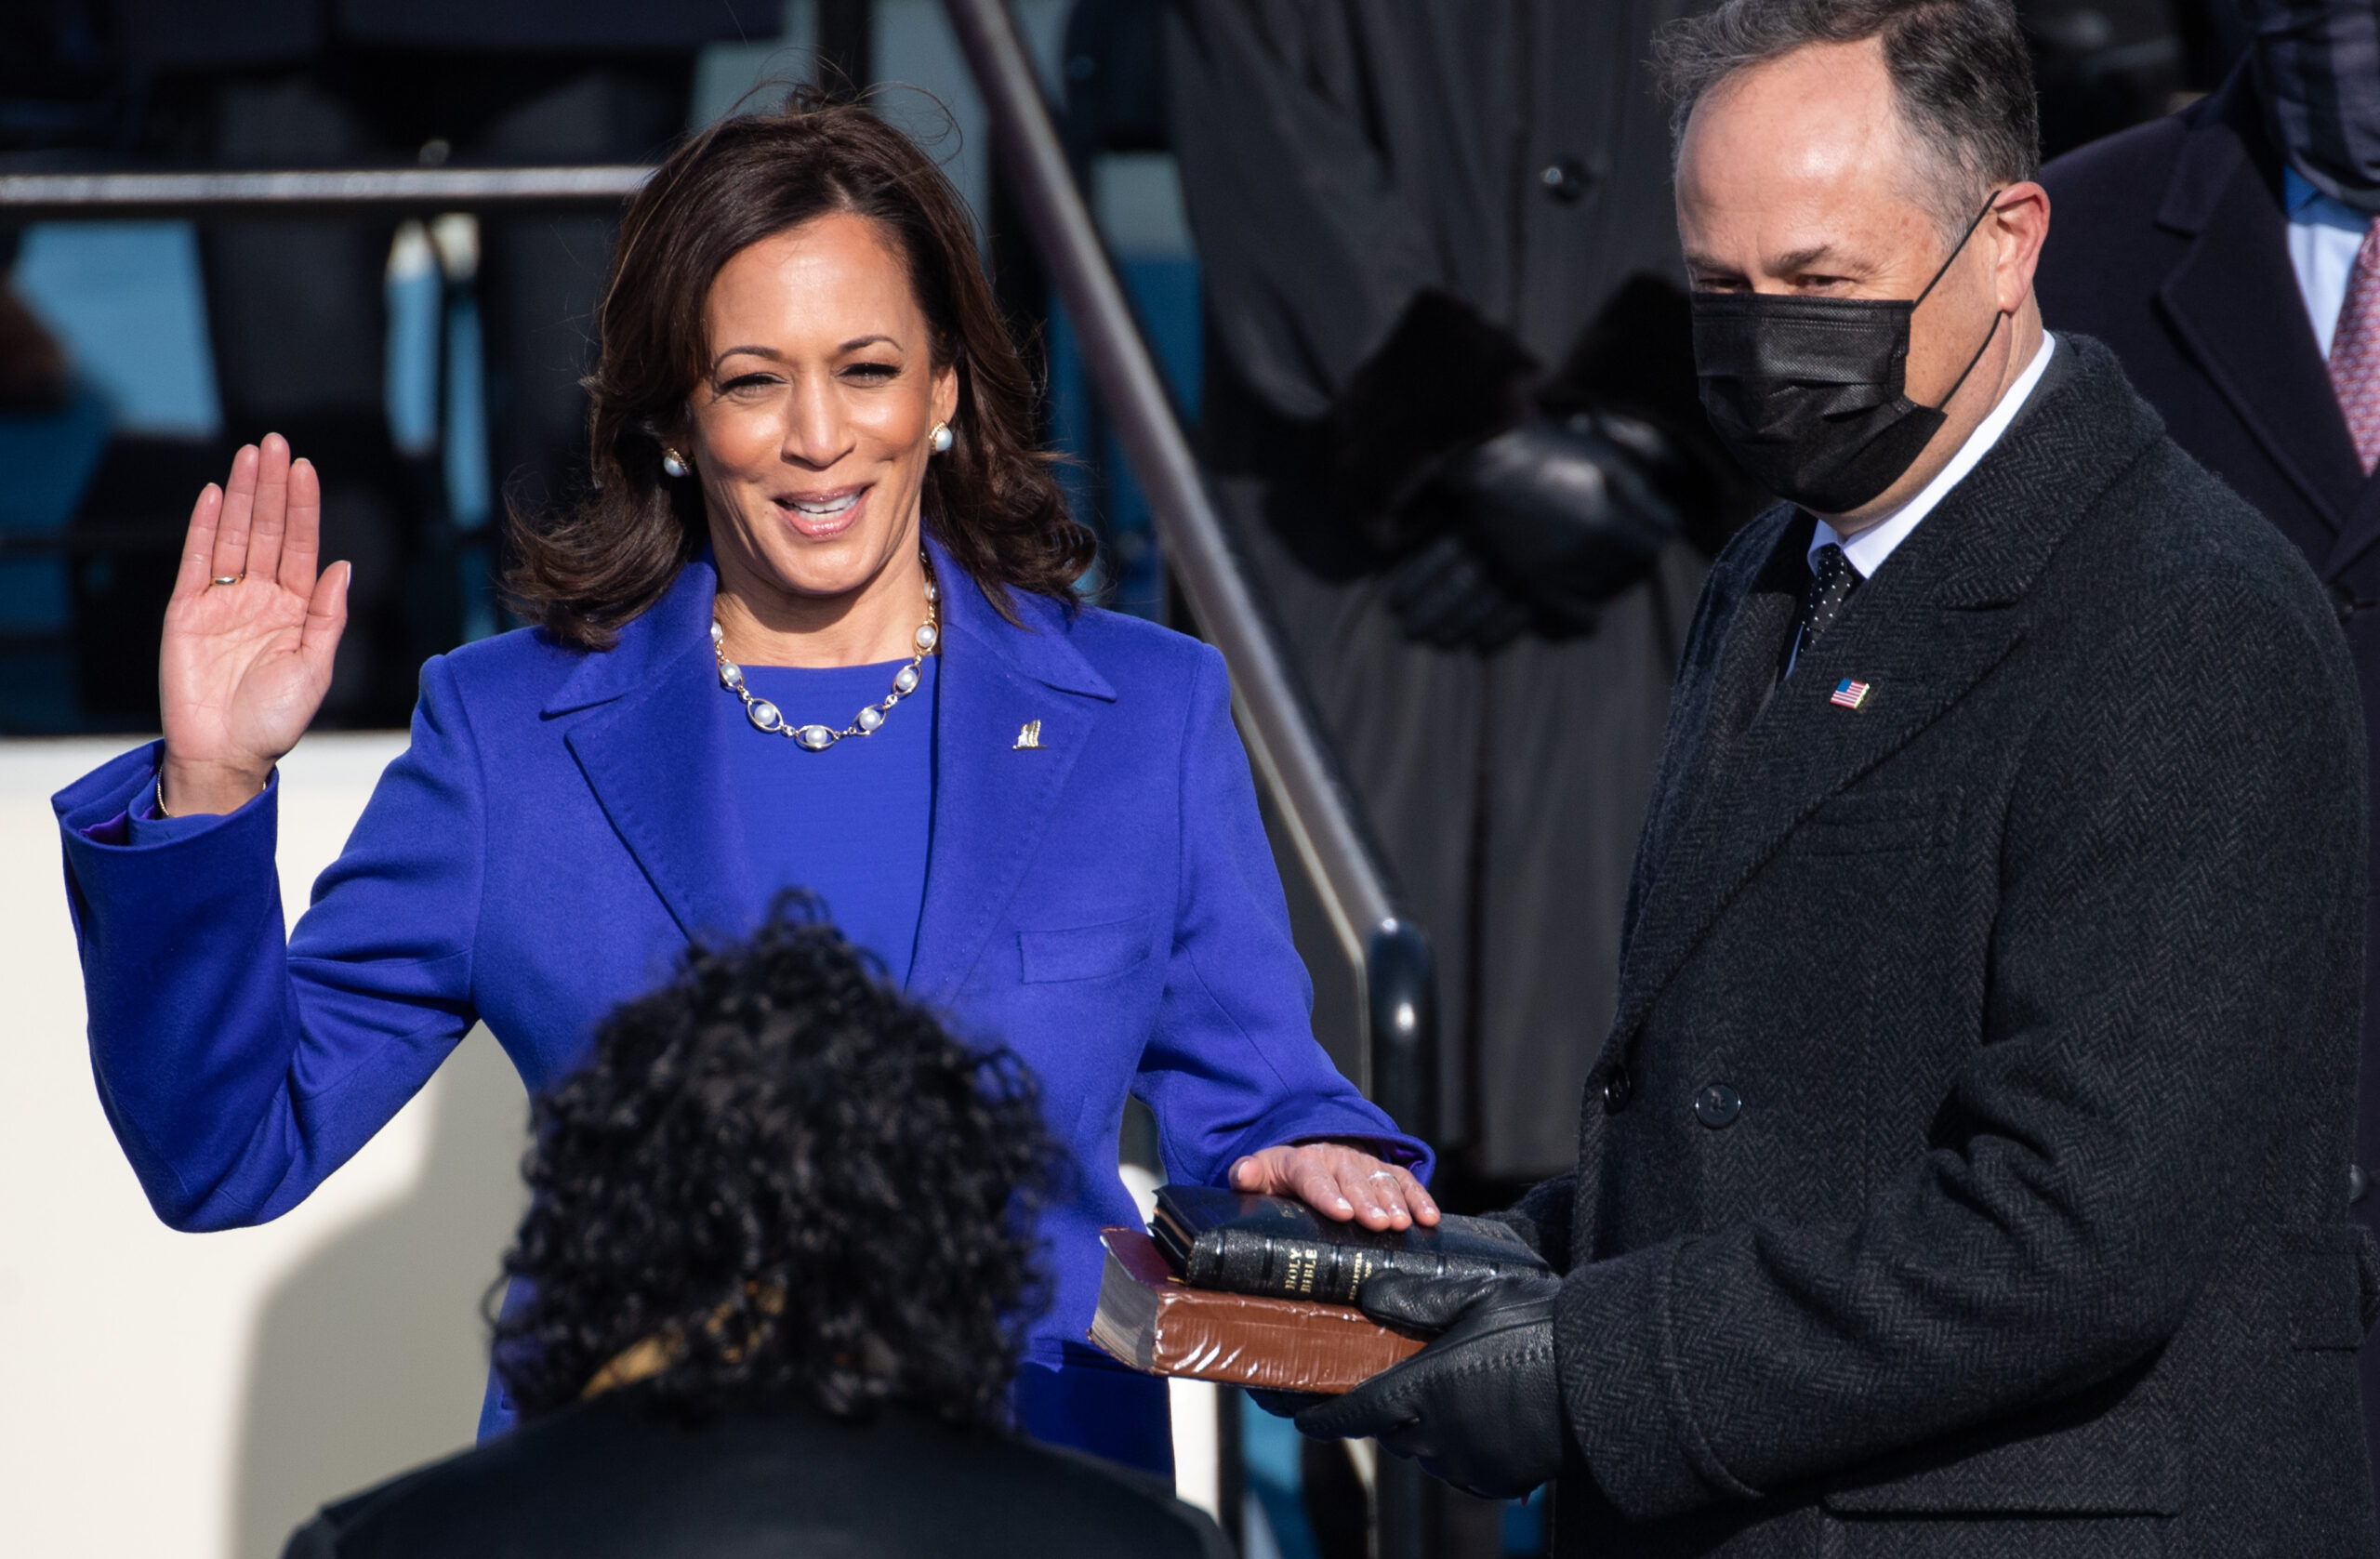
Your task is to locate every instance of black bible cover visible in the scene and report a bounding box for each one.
[1151,1184,1549,1305]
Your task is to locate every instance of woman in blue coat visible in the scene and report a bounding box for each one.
[51,99,1434,1477]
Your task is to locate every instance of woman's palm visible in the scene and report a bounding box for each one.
[159,436,350,802]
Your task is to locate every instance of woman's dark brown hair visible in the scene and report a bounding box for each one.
[509,92,1095,649]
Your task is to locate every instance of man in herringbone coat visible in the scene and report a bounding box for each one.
[1297,0,2380,1552]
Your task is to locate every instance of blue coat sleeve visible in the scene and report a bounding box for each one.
[1131,642,1434,1186]
[52,655,485,1230]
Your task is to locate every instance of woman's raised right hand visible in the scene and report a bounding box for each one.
[157,434,350,815]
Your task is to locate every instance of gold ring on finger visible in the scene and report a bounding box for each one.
[211,575,243,587]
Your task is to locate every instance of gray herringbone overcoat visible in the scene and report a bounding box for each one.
[1499,336,2380,1557]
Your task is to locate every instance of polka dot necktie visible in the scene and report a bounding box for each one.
[1792,542,1862,673]
[2330,217,2380,474]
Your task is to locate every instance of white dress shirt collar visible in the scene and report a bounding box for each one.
[2283,166,2370,360]
[1809,330,2058,581]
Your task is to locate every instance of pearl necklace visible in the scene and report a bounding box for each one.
[711,557,940,752]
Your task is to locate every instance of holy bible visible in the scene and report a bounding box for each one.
[1150,1184,1549,1305]
[1088,1228,1428,1394]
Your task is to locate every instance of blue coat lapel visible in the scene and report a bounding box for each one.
[550,557,760,945]
[908,545,1116,1006]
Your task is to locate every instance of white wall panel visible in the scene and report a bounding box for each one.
[0,735,526,1559]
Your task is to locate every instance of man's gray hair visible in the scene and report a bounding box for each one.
[1654,0,2041,241]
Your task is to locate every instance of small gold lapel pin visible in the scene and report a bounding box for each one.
[1013,720,1044,750]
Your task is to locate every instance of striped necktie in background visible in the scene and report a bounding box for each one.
[2329,217,2380,474]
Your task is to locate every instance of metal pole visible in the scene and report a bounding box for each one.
[939,0,1435,1141]
[0,165,653,220]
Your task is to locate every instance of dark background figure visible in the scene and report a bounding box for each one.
[284,902,1231,1558]
[2023,0,2248,156]
[110,0,749,726]
[0,0,770,732]
[2033,0,2380,1498]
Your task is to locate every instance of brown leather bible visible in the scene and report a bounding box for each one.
[1086,1227,1427,1394]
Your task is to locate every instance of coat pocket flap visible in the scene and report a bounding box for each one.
[1786,787,1961,855]
[1017,914,1157,984]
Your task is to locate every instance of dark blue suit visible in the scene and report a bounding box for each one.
[2036,66,2380,1489]
[52,548,1422,1454]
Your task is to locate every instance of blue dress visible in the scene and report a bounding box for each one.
[720,656,940,982]
[715,654,1171,1473]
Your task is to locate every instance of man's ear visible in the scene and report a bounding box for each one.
[1991,180,2051,314]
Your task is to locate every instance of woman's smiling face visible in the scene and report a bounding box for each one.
[687,212,958,609]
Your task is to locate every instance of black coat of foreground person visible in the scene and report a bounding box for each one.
[281,903,1228,1559]
[1292,0,2380,1552]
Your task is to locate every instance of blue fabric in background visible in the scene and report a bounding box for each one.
[1240,1393,1323,1559]
[10,222,220,438]
[0,383,112,733]
[719,655,937,983]
[0,383,111,632]
[385,225,443,459]
[442,286,490,535]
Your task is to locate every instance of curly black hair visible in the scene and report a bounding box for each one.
[491,896,1061,1428]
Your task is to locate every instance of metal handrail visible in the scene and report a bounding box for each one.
[0,165,652,219]
[940,0,1436,1139]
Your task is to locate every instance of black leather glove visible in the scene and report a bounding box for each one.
[1384,533,1535,653]
[1333,285,1740,654]
[1293,1267,1565,1500]
[1443,410,1685,637]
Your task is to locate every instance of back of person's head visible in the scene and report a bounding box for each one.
[490,897,1060,1428]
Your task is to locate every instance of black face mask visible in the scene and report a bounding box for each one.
[1690,194,2004,515]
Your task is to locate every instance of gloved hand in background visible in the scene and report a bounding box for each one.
[1383,411,1684,650]
[1291,1265,1567,1500]
[1333,281,1752,653]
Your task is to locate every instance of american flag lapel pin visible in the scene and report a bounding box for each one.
[1013,720,1044,749]
[1830,679,1871,710]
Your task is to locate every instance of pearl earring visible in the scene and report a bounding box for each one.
[661,447,691,479]
[929,421,954,454]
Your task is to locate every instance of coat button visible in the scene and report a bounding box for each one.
[2353,1164,2370,1206]
[1602,1065,1634,1114]
[2332,580,2359,622]
[1540,157,1591,204]
[1693,1082,1742,1129]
